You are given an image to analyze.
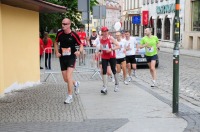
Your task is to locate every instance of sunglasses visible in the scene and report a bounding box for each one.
[62,23,70,25]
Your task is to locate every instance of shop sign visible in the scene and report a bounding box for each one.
[142,11,149,26]
[132,16,141,24]
[156,4,175,14]
[128,9,141,15]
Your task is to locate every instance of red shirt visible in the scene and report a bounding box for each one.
[77,31,86,46]
[100,37,116,59]
[43,38,53,53]
[39,38,44,55]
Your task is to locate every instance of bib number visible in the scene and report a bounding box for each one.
[101,44,109,50]
[147,47,154,52]
[62,48,71,56]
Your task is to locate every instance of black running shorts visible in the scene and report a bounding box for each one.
[126,55,136,64]
[116,57,126,64]
[59,57,76,71]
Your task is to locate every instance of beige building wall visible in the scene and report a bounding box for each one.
[0,4,40,94]
[183,0,200,50]
[0,3,4,94]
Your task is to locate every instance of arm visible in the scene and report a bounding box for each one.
[110,37,120,51]
[54,41,61,58]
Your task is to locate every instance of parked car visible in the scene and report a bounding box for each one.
[135,37,159,67]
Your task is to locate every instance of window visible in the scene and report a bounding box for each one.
[151,0,154,4]
[147,0,149,4]
[143,0,146,5]
[155,0,158,3]
[192,0,200,31]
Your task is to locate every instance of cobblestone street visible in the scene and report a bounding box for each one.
[135,51,200,107]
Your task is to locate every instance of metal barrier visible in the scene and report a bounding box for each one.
[41,47,102,83]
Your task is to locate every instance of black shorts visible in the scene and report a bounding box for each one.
[116,57,126,64]
[59,57,76,71]
[126,55,136,64]
[146,54,158,63]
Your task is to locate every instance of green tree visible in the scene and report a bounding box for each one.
[40,0,98,34]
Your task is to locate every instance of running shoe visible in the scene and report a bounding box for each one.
[128,76,132,82]
[74,81,80,95]
[114,84,119,92]
[101,87,107,94]
[151,80,156,87]
[124,80,128,85]
[64,96,73,104]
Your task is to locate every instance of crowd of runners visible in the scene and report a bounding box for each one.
[54,18,160,104]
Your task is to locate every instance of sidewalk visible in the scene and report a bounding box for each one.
[79,78,187,132]
[0,75,187,132]
[160,47,200,58]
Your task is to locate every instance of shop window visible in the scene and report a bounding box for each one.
[160,0,163,2]
[164,17,170,40]
[157,19,162,39]
[189,36,193,49]
[143,0,146,5]
[147,0,149,4]
[172,18,175,41]
[155,0,158,3]
[151,0,154,4]
[192,1,200,31]
[149,17,154,35]
[198,37,200,50]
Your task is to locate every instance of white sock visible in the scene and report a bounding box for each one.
[152,80,156,83]
[69,95,72,99]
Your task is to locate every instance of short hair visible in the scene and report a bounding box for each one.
[124,30,130,33]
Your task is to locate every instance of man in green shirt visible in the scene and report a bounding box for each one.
[139,28,160,87]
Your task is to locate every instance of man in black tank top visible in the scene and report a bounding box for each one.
[89,29,97,47]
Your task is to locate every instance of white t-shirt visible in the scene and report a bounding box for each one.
[125,37,137,56]
[116,39,126,59]
[94,37,101,53]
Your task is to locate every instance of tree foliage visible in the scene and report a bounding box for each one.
[40,0,98,33]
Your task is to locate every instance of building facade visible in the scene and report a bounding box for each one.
[183,0,200,50]
[0,0,66,95]
[122,0,143,36]
[142,0,185,48]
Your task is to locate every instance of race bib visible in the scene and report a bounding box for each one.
[147,47,154,52]
[127,43,132,51]
[81,40,86,45]
[101,44,109,50]
[91,40,94,44]
[62,48,71,56]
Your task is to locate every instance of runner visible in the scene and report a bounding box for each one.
[77,25,87,65]
[93,32,113,79]
[125,30,137,82]
[100,26,120,93]
[89,28,98,48]
[54,18,83,104]
[139,28,160,87]
[121,30,126,40]
[115,32,128,85]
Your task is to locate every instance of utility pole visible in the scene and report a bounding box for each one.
[173,0,180,113]
[87,0,90,36]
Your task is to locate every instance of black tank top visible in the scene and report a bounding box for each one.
[90,35,97,47]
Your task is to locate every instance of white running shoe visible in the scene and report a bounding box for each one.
[64,96,73,104]
[124,80,128,85]
[128,76,132,82]
[151,80,156,87]
[114,84,119,92]
[101,87,107,94]
[74,81,80,95]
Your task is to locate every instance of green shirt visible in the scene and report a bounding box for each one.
[140,36,159,56]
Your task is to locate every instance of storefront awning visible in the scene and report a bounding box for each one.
[0,0,66,13]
